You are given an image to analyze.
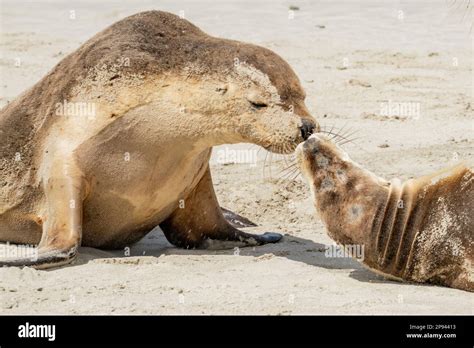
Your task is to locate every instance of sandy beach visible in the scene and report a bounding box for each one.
[0,0,473,314]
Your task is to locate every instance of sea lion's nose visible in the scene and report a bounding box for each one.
[303,135,319,154]
[300,119,317,140]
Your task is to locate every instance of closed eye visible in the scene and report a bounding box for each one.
[249,101,268,109]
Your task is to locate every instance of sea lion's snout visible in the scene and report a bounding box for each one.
[302,134,320,154]
[296,134,329,182]
[299,119,317,140]
[296,133,349,184]
[297,134,330,160]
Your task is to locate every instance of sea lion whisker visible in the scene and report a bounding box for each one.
[341,127,360,140]
[336,130,360,146]
[319,129,357,145]
[263,150,270,179]
[320,123,328,134]
[337,136,363,146]
[269,151,274,178]
[335,122,350,139]
[292,171,301,181]
[277,163,299,176]
[277,173,292,183]
[288,170,301,183]
[335,125,357,140]
[327,123,337,140]
[277,163,299,179]
[330,127,361,146]
[324,123,351,142]
[284,155,296,168]
[277,167,299,183]
[319,129,343,140]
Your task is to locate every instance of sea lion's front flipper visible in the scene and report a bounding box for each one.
[221,207,257,228]
[0,247,78,269]
[0,156,84,269]
[160,167,282,249]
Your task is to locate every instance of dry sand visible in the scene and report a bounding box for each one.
[0,0,473,314]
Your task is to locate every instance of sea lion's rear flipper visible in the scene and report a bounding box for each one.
[221,207,257,228]
[0,246,78,269]
[0,157,84,269]
[160,167,282,249]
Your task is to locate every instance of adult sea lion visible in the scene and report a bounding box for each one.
[297,134,473,292]
[0,11,318,268]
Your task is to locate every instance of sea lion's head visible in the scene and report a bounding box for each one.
[296,134,388,245]
[215,48,319,154]
[177,41,320,154]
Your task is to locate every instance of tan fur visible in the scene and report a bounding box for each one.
[0,11,318,268]
[297,134,473,292]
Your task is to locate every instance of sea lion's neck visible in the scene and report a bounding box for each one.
[360,173,440,277]
[366,164,472,277]
[315,165,391,249]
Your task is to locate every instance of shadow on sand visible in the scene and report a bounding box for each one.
[68,226,407,287]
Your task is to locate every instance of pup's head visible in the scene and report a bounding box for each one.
[296,134,388,245]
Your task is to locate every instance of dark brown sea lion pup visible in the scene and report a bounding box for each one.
[297,134,473,292]
[0,11,318,268]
